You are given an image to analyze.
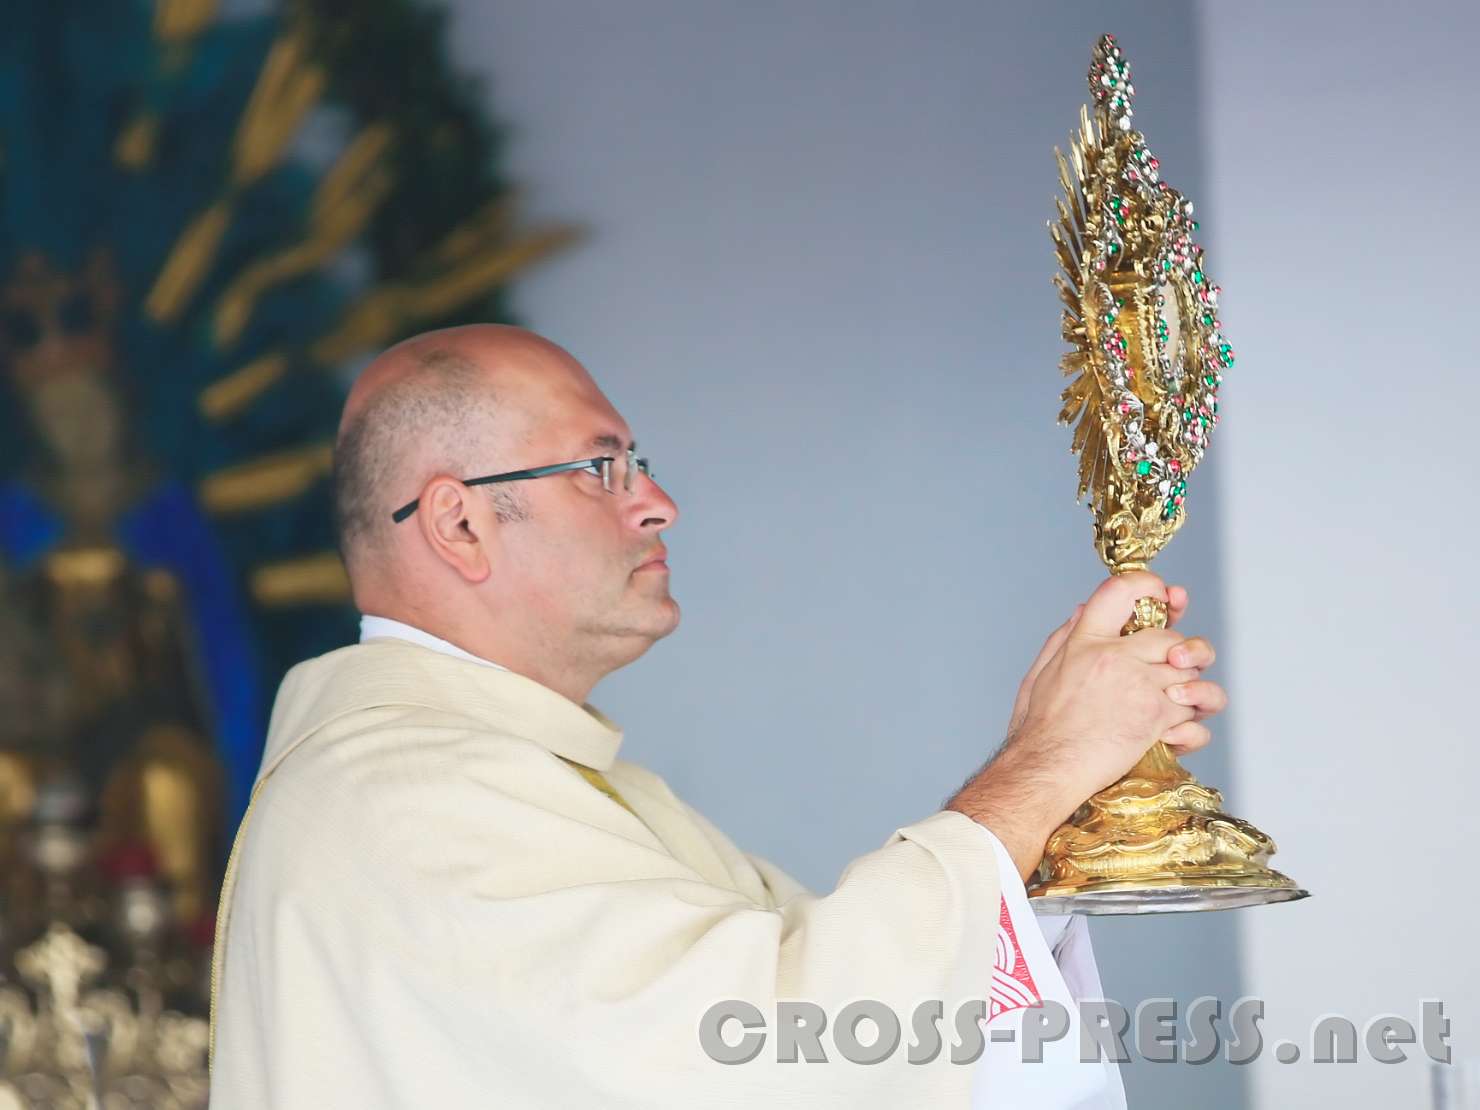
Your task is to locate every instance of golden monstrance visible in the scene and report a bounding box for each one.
[1028,35,1308,914]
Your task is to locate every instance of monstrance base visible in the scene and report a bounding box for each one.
[1030,871,1309,916]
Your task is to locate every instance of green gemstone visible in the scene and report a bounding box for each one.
[1202,314,1213,325]
[1136,460,1151,476]
[1192,270,1204,284]
[1108,243,1119,254]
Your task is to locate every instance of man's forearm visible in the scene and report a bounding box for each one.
[945,730,1078,881]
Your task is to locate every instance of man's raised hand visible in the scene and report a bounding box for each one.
[948,571,1229,879]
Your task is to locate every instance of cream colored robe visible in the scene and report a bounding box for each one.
[209,639,1006,1107]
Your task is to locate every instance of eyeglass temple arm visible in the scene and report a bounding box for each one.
[390,458,612,523]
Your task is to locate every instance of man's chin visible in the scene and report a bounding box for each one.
[602,595,681,647]
[648,596,681,640]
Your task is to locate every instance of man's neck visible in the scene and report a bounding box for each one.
[355,612,609,704]
[358,615,508,671]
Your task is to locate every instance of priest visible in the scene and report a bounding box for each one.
[208,324,1224,1107]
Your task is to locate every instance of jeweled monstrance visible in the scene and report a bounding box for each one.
[1026,35,1307,914]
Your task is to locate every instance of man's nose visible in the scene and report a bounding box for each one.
[628,473,678,530]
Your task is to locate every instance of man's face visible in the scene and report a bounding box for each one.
[486,369,681,664]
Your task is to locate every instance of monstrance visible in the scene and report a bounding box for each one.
[1027,35,1308,914]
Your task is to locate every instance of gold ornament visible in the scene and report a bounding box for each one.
[1028,35,1307,914]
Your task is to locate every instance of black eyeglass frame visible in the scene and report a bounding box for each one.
[391,448,651,524]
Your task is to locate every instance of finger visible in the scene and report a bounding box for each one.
[1121,627,1186,664]
[1074,571,1169,639]
[1151,663,1200,689]
[1162,719,1212,751]
[1166,679,1228,719]
[1168,636,1215,670]
[1010,605,1084,729]
[1029,605,1083,676]
[1167,585,1188,627]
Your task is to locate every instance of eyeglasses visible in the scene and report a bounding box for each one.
[391,447,652,523]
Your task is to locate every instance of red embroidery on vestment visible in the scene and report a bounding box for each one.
[987,895,1043,1023]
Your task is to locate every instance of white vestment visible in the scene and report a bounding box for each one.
[209,634,1122,1107]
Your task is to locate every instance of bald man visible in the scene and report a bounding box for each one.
[208,325,1224,1108]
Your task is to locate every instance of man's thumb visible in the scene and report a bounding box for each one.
[1074,571,1168,639]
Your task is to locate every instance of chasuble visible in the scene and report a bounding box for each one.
[209,637,1115,1107]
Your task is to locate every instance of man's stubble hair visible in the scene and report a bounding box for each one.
[333,348,529,573]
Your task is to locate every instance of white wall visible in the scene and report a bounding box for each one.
[446,4,1250,1106]
[1201,1,1480,1106]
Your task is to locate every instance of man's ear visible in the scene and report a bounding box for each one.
[416,476,492,583]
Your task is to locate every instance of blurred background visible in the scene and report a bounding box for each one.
[0,1,1472,1107]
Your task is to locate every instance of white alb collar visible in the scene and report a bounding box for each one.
[358,615,508,671]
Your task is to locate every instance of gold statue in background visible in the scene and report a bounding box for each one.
[1028,35,1306,914]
